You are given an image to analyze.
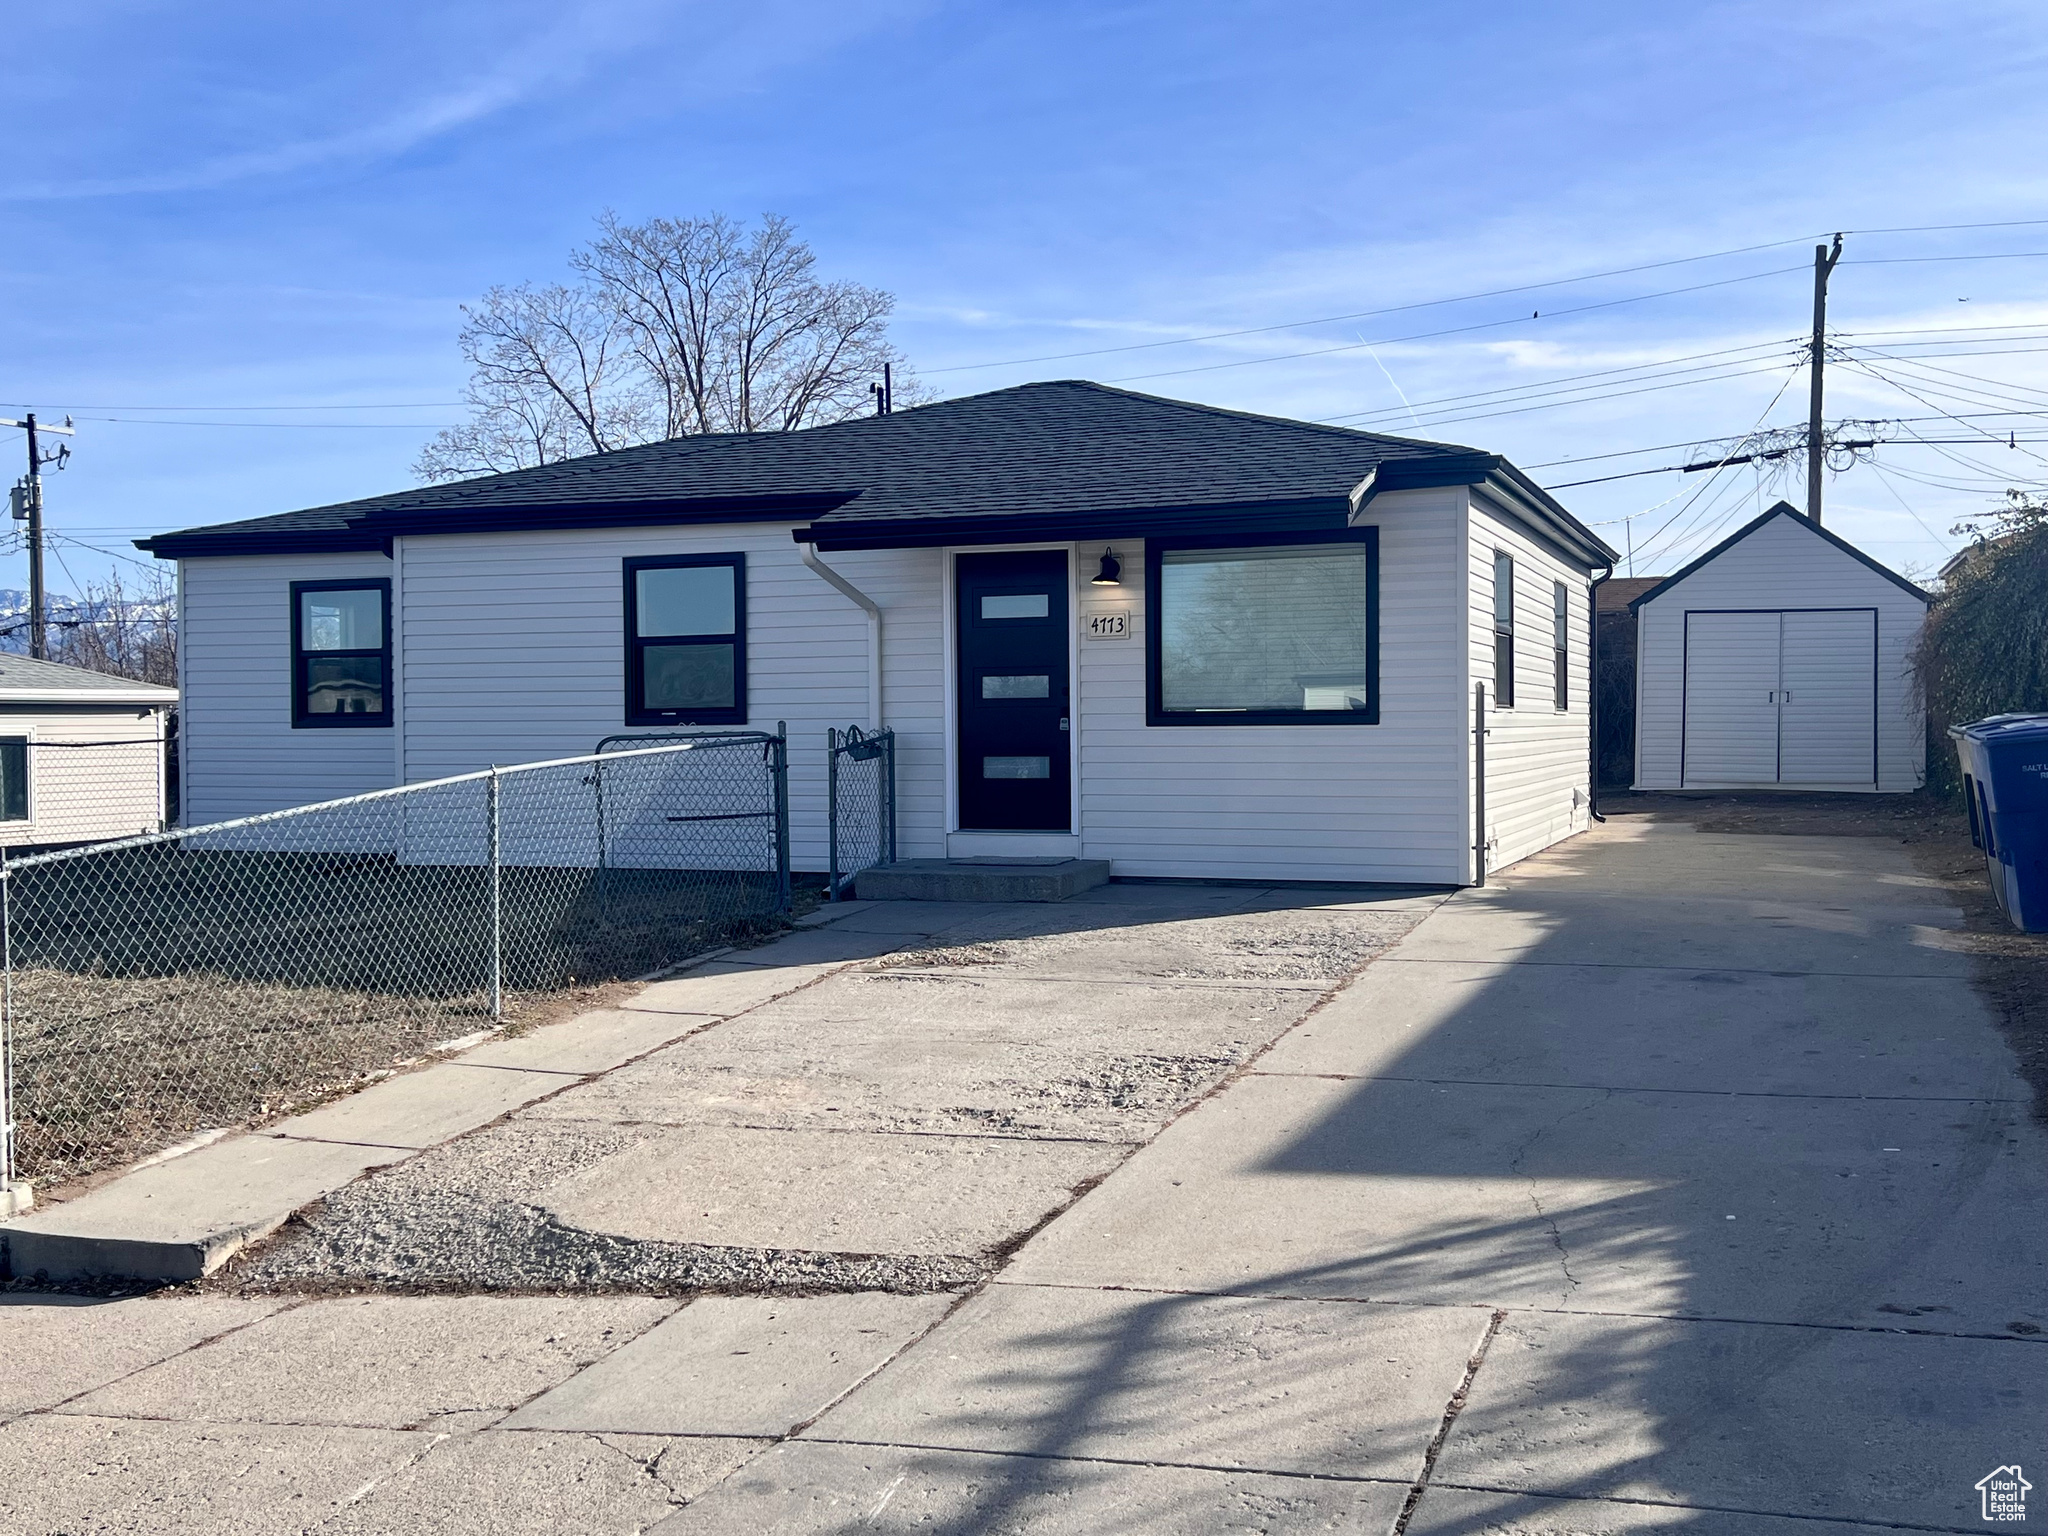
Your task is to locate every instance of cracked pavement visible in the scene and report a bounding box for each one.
[5,820,2047,1533]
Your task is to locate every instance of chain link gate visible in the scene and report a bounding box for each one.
[827,725,897,900]
[0,736,792,1193]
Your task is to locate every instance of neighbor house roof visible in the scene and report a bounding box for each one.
[137,381,1617,565]
[1596,576,1664,613]
[1626,500,1931,611]
[0,654,177,704]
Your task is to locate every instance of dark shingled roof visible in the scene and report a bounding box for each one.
[138,381,1614,562]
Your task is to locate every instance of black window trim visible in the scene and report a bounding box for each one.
[1145,527,1380,728]
[623,552,749,727]
[0,734,28,822]
[1492,550,1516,710]
[1552,578,1570,713]
[290,578,392,730]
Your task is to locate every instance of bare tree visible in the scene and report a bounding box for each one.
[1,568,179,686]
[415,282,650,481]
[417,215,918,481]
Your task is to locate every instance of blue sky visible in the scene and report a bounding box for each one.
[5,0,2046,592]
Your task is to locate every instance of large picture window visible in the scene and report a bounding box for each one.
[1146,531,1378,726]
[291,580,391,728]
[624,554,747,726]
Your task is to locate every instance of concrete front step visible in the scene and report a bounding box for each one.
[854,858,1111,903]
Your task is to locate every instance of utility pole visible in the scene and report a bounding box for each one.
[1807,233,1843,524]
[2,413,75,660]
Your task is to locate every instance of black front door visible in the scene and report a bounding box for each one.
[956,551,1071,831]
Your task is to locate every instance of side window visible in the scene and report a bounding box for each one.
[292,581,391,728]
[1552,580,1570,711]
[0,737,26,821]
[625,555,747,726]
[1492,551,1516,708]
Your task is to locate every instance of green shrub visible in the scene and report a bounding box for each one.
[1912,498,2048,798]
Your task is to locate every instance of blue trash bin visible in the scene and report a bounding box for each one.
[1950,713,2048,933]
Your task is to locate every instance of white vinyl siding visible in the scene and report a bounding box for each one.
[0,708,169,847]
[1634,511,1925,793]
[174,484,1598,885]
[1466,492,1595,875]
[393,527,945,872]
[179,551,398,824]
[1073,488,1470,885]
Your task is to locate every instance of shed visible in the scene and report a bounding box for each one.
[1628,502,1929,792]
[138,381,1618,886]
[0,655,178,848]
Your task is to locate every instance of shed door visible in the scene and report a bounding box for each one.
[1682,612,1781,784]
[1682,608,1878,787]
[1778,609,1876,785]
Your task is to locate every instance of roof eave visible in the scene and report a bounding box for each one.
[0,687,177,704]
[140,491,861,558]
[793,495,1354,552]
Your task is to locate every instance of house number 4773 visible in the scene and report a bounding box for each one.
[1084,610,1130,640]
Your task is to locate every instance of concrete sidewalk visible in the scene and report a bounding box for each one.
[3,819,2043,1533]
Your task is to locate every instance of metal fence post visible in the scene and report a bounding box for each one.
[0,854,15,1202]
[1473,682,1489,888]
[773,722,791,911]
[826,727,842,901]
[487,768,504,1021]
[884,730,898,866]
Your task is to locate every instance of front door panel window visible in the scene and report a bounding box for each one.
[957,551,1070,830]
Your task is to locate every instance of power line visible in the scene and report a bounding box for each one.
[0,400,458,412]
[63,416,460,430]
[925,235,1829,375]
[1333,359,1798,433]
[1321,337,1798,424]
[1104,264,1811,384]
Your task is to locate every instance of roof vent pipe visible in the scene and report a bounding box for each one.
[799,543,883,731]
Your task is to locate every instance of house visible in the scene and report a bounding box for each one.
[1628,501,1929,792]
[0,655,177,849]
[136,382,1617,886]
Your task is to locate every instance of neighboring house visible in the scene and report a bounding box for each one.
[1593,575,1664,788]
[1629,501,1930,793]
[137,382,1617,885]
[0,655,177,849]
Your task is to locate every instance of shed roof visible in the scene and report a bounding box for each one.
[0,654,177,703]
[1626,501,1930,612]
[137,381,1616,564]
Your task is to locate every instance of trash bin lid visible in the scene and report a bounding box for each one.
[1957,713,2048,744]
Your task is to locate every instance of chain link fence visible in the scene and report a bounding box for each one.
[827,726,897,900]
[0,719,173,854]
[0,735,790,1190]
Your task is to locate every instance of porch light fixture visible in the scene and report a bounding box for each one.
[1091,548,1122,585]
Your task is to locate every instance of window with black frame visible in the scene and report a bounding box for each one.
[1492,551,1516,708]
[0,737,26,821]
[1148,533,1378,726]
[625,554,747,726]
[1552,580,1569,711]
[292,580,390,727]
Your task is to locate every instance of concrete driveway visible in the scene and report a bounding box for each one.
[3,816,2042,1533]
[671,816,2047,1534]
